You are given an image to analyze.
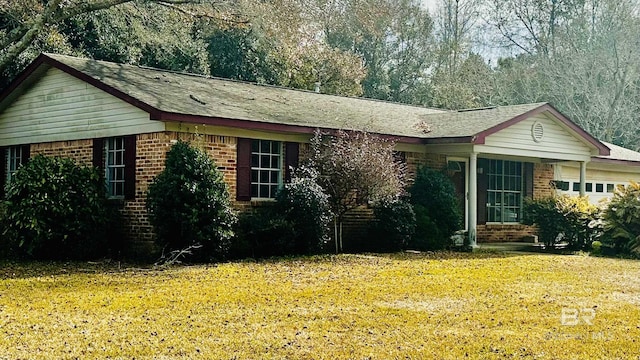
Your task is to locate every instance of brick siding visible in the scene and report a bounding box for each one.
[31,140,93,165]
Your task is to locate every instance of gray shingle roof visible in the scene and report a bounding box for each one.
[44,53,551,140]
[599,142,640,163]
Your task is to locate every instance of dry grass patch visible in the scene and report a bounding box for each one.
[1,252,640,359]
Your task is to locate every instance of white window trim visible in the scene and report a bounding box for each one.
[105,137,126,199]
[250,140,283,200]
[6,146,23,185]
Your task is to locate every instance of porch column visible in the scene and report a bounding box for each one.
[579,161,587,196]
[468,152,478,247]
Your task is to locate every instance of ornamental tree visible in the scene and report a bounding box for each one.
[308,130,406,253]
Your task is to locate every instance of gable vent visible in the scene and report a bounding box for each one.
[531,121,544,142]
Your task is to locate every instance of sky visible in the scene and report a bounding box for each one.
[422,0,438,13]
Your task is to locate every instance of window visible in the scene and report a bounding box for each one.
[586,183,593,192]
[236,138,298,201]
[596,183,604,193]
[2,145,30,193]
[6,146,24,184]
[250,140,282,199]
[607,184,615,193]
[105,137,126,198]
[93,136,136,200]
[487,160,522,223]
[573,182,580,192]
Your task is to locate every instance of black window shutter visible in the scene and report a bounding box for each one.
[524,162,534,198]
[124,135,136,200]
[477,158,489,225]
[284,142,299,183]
[20,144,30,164]
[0,147,6,199]
[236,138,252,201]
[93,138,104,170]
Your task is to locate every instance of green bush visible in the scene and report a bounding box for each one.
[232,207,296,258]
[601,182,640,254]
[368,198,416,252]
[275,166,332,254]
[2,155,117,260]
[523,195,601,250]
[408,167,461,250]
[146,140,236,262]
[230,166,332,259]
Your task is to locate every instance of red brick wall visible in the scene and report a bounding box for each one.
[31,140,93,165]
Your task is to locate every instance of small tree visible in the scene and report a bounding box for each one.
[2,155,116,260]
[308,130,406,253]
[146,140,236,262]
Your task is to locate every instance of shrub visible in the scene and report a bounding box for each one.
[274,166,332,254]
[146,140,236,262]
[523,195,601,250]
[2,155,116,260]
[601,182,640,254]
[231,167,332,259]
[232,207,296,259]
[408,166,461,250]
[368,198,416,252]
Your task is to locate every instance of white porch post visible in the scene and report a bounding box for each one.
[579,161,587,196]
[468,152,478,247]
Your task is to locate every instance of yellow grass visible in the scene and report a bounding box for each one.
[1,252,640,359]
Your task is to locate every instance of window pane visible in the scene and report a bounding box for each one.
[271,156,279,169]
[270,171,278,183]
[251,154,259,167]
[607,184,614,193]
[270,185,278,197]
[251,184,258,197]
[260,140,270,153]
[251,140,259,152]
[260,155,270,168]
[251,170,258,182]
[586,183,593,192]
[260,171,269,183]
[573,182,580,192]
[260,185,269,197]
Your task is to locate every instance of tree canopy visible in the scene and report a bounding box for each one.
[3,0,640,150]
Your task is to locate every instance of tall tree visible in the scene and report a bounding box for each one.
[0,0,231,87]
[319,0,435,103]
[490,0,640,149]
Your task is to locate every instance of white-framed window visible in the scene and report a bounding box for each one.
[106,137,125,198]
[250,140,282,199]
[487,160,523,223]
[5,146,24,185]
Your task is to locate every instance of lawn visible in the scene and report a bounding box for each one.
[1,252,640,359]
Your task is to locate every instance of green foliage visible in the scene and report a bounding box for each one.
[523,195,601,250]
[274,166,332,254]
[231,167,332,259]
[368,198,416,252]
[146,140,236,262]
[409,167,462,250]
[2,155,116,260]
[231,207,296,259]
[601,182,640,254]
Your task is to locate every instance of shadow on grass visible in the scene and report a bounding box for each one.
[0,259,155,280]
